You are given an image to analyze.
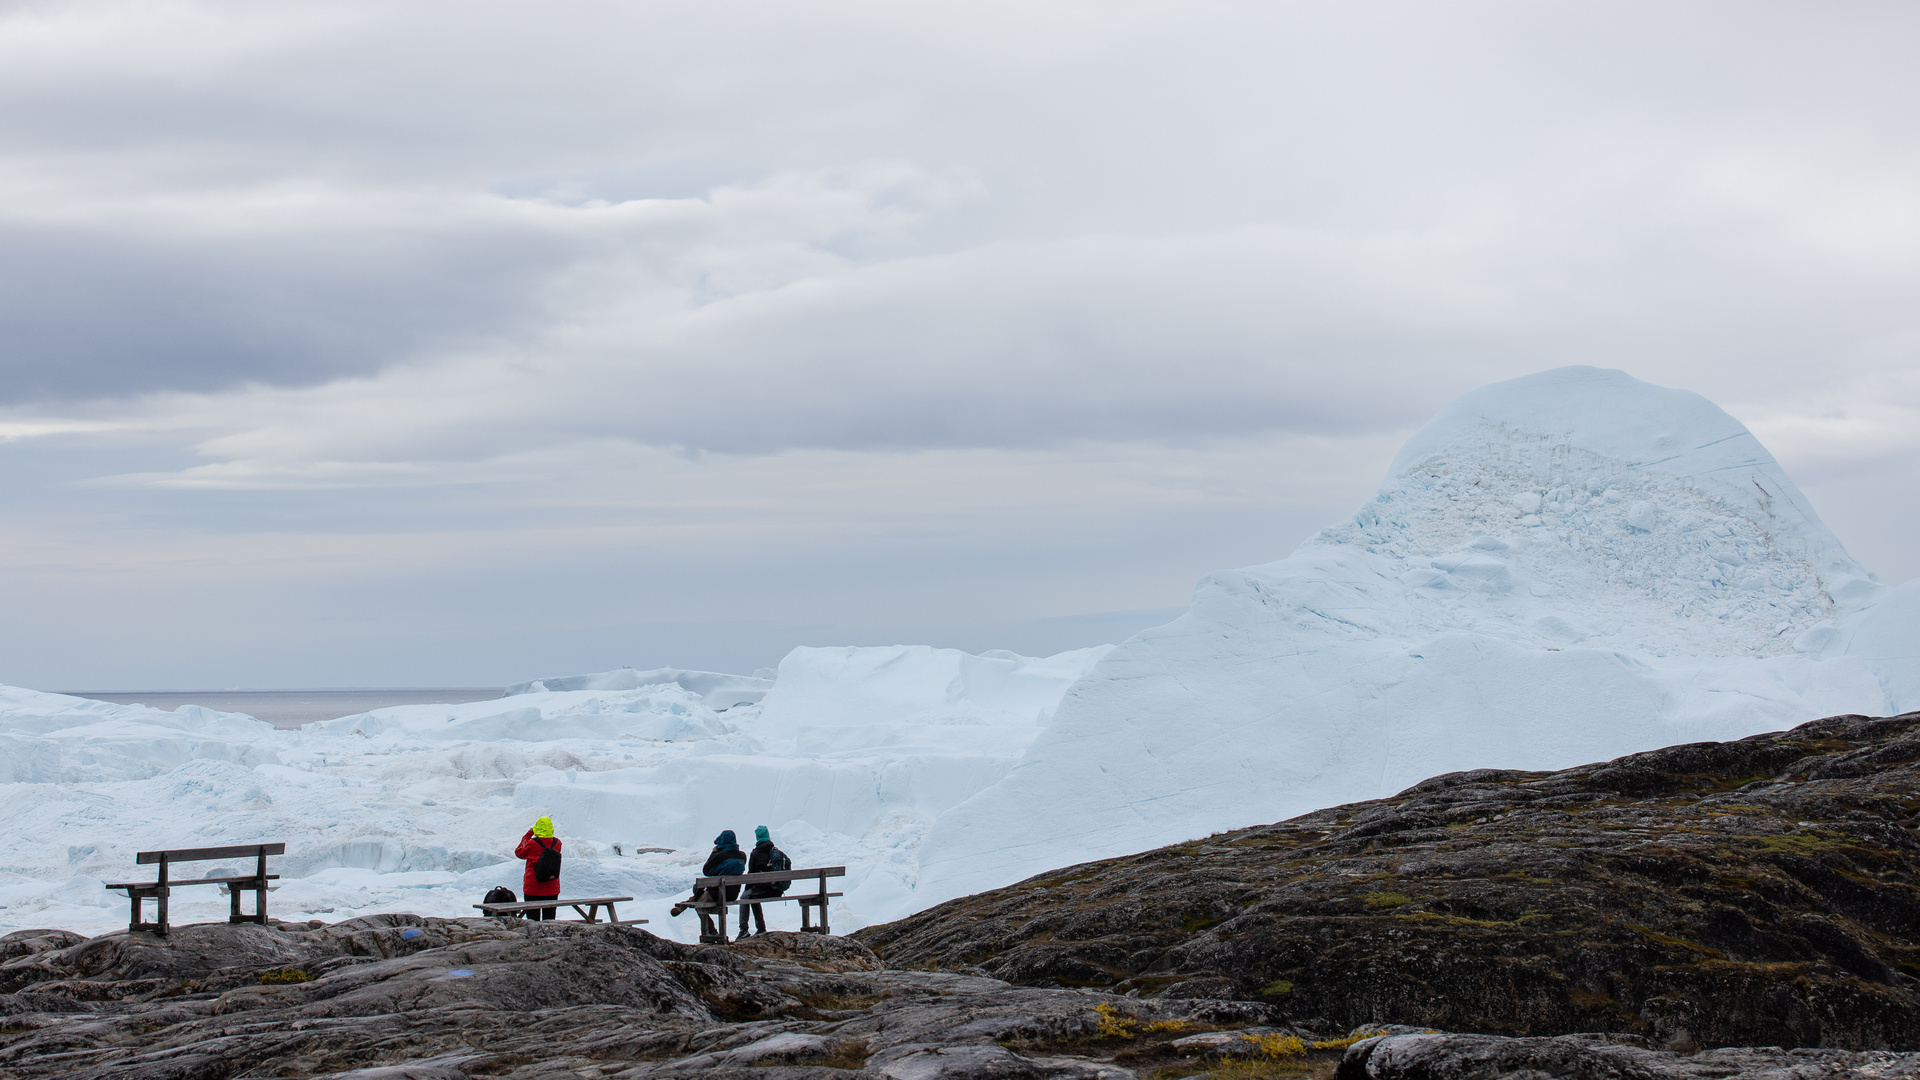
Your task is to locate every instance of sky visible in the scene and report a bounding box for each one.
[1,1,1917,691]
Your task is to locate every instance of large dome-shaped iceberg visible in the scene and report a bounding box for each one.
[916,366,1918,906]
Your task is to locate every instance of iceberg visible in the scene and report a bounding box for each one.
[914,367,1914,906]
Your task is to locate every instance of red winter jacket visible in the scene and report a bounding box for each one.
[514,832,562,899]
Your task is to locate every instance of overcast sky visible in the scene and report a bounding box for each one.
[1,1,1916,690]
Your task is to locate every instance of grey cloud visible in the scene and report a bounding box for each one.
[136,201,1919,479]
[2,0,1916,423]
[0,214,576,401]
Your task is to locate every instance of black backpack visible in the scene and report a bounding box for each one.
[533,839,562,883]
[766,846,792,895]
[484,886,516,905]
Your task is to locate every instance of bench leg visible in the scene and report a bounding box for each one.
[230,883,267,924]
[254,849,268,924]
[127,887,168,935]
[699,887,729,944]
[156,856,170,936]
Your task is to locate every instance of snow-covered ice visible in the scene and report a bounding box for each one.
[2,367,1915,937]
[0,646,1109,938]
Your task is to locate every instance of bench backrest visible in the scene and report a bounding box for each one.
[694,865,845,887]
[136,843,286,865]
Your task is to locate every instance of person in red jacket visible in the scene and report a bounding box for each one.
[514,816,562,920]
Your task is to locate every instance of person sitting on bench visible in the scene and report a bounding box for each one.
[671,831,745,942]
[739,825,791,938]
[514,817,563,920]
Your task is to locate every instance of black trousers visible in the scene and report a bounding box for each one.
[738,902,766,936]
[524,899,558,921]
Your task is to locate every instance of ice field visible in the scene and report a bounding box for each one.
[3,367,1917,937]
[0,645,1108,940]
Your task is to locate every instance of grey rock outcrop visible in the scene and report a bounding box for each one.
[859,711,1920,1050]
[1338,1031,1920,1079]
[0,919,1272,1078]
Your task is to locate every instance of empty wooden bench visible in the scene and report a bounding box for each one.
[682,866,845,944]
[105,843,285,937]
[473,895,641,924]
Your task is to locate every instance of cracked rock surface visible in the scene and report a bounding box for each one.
[860,711,1920,1051]
[0,920,1270,1078]
[1336,1031,1920,1079]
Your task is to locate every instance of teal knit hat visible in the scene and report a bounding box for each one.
[754,825,770,843]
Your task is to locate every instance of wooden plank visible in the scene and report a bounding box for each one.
[692,866,845,887]
[473,895,633,913]
[137,843,286,865]
[108,875,279,890]
[689,892,842,910]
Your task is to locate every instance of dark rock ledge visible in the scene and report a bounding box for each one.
[1,916,1293,1079]
[859,710,1920,1052]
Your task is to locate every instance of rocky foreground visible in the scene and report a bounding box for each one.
[3,919,1270,1079]
[8,710,1920,1079]
[10,919,1920,1080]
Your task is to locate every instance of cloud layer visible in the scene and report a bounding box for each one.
[0,1,1916,686]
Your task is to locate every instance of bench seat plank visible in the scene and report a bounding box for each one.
[106,875,279,890]
[690,892,841,910]
[473,895,633,912]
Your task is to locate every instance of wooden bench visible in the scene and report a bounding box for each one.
[681,866,845,944]
[105,843,285,937]
[473,895,641,924]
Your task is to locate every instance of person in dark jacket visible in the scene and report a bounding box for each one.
[690,831,746,941]
[739,825,788,937]
[513,816,562,921]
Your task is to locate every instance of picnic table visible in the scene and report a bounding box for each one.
[106,842,285,936]
[681,866,844,944]
[473,895,640,924]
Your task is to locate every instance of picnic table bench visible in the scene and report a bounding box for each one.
[106,842,285,937]
[473,895,641,924]
[681,866,844,944]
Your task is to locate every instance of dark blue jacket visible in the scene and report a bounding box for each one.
[704,830,746,877]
